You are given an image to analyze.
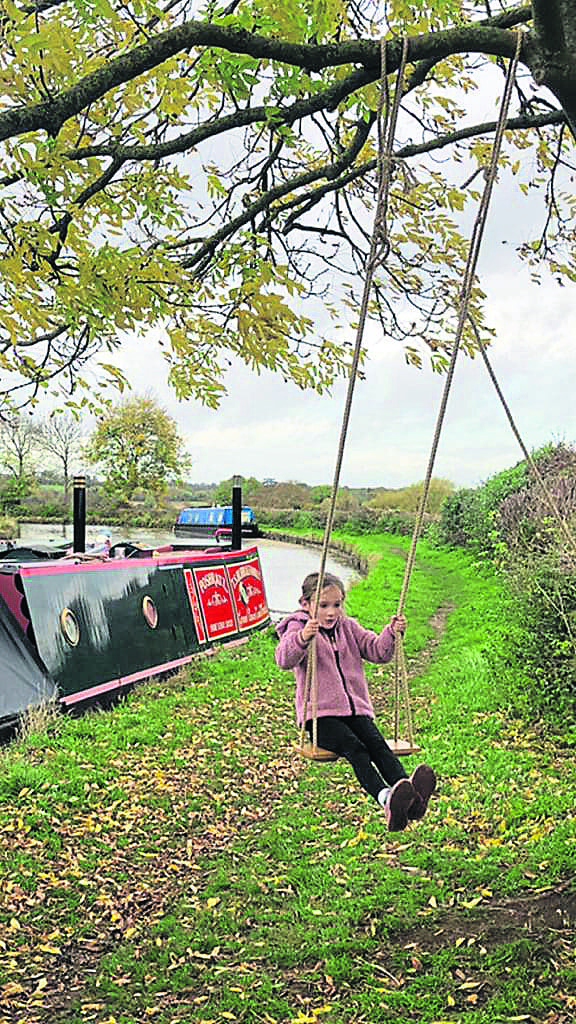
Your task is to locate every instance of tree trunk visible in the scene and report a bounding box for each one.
[529,0,576,139]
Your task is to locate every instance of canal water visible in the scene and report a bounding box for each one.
[17,523,361,620]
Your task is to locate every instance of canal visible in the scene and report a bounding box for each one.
[17,524,361,620]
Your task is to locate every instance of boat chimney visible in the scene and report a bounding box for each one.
[232,475,242,550]
[73,475,86,553]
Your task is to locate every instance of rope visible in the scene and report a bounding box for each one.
[299,36,410,751]
[391,30,524,744]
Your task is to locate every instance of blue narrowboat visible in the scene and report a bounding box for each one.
[174,506,260,538]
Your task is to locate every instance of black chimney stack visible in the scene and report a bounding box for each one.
[73,475,86,553]
[232,476,242,551]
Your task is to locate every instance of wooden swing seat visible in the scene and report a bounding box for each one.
[387,738,421,757]
[295,737,421,762]
[294,740,339,762]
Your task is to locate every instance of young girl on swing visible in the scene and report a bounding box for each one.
[275,572,436,832]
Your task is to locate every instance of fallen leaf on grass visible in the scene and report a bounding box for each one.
[0,982,25,997]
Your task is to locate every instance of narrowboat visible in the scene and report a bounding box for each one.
[174,506,260,538]
[0,541,270,729]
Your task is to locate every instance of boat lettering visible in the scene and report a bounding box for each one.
[197,571,227,593]
[211,619,235,631]
[230,564,261,586]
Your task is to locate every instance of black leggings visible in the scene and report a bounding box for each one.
[307,715,407,801]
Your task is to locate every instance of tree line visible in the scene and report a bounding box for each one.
[0,393,456,528]
[0,396,190,514]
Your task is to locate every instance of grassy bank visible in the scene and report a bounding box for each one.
[0,533,574,1024]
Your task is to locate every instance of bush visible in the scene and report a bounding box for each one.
[438,442,576,556]
[501,554,576,720]
[0,475,34,513]
[19,501,67,522]
[368,477,455,515]
[0,515,18,539]
[436,441,576,723]
[256,506,423,535]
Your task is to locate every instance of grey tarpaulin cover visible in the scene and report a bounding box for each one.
[0,595,57,722]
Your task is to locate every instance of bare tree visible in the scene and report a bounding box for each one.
[0,416,40,480]
[36,413,86,497]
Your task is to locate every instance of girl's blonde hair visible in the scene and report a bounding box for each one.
[300,572,345,603]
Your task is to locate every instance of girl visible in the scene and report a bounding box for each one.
[275,572,436,832]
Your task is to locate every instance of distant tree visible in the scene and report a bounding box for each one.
[86,396,190,502]
[310,486,332,505]
[213,476,262,506]
[369,478,455,515]
[335,488,360,512]
[265,481,311,509]
[0,415,39,480]
[37,413,86,497]
[0,414,39,510]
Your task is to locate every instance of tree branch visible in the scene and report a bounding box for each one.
[185,114,374,274]
[0,17,531,143]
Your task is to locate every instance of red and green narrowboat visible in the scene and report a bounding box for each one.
[0,542,269,728]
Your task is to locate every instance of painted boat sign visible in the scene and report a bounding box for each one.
[182,568,207,645]
[189,564,238,641]
[227,555,268,631]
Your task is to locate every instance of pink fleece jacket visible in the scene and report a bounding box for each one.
[275,609,397,726]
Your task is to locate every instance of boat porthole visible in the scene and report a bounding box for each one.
[142,595,158,629]
[60,608,80,647]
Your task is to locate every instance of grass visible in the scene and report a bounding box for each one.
[0,532,574,1024]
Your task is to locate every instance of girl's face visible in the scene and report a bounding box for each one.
[303,584,345,628]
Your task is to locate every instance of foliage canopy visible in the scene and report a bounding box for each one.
[0,0,573,410]
[85,395,190,500]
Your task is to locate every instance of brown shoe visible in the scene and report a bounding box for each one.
[408,764,437,820]
[386,778,417,832]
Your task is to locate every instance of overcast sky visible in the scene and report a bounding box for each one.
[113,213,575,491]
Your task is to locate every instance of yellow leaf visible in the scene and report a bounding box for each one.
[1,982,25,996]
[346,830,368,847]
[206,897,220,908]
